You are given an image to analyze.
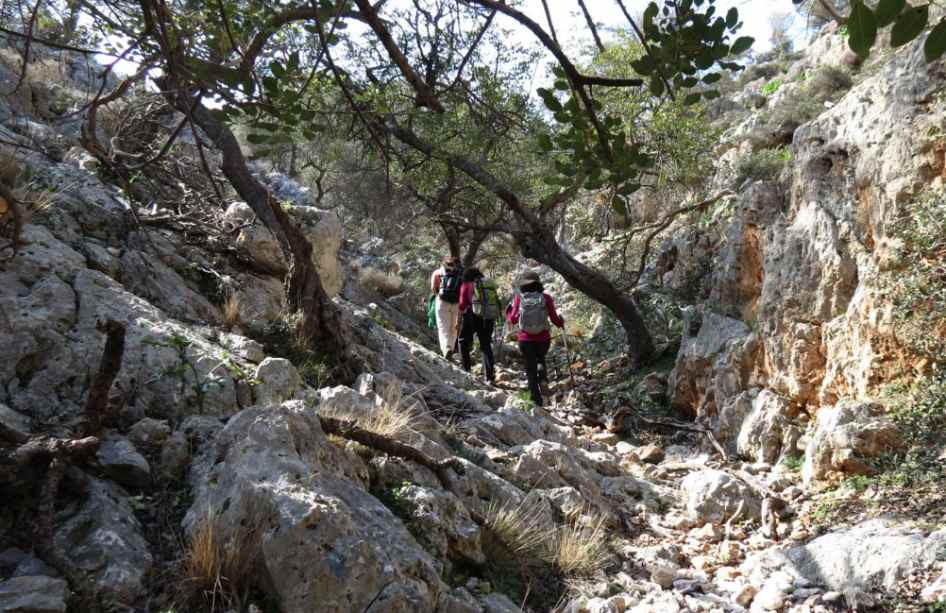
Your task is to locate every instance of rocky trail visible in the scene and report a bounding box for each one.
[1,10,946,613]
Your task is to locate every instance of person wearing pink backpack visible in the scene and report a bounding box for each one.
[505,270,564,406]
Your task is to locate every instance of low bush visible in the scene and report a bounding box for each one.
[733,147,791,186]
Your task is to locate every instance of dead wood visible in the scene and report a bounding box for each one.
[319,416,466,489]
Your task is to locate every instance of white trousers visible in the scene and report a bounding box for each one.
[435,298,460,356]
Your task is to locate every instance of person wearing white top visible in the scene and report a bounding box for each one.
[430,256,463,359]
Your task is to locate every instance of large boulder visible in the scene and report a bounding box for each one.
[668,309,762,418]
[53,477,153,607]
[742,520,946,607]
[0,576,69,613]
[680,470,761,525]
[184,402,447,612]
[96,434,152,489]
[735,389,796,464]
[802,401,902,484]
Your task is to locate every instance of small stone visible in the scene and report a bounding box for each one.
[735,583,757,607]
[593,432,621,445]
[648,562,678,589]
[638,445,665,464]
[606,594,631,612]
[127,418,171,451]
[158,431,190,481]
[716,567,742,581]
[614,441,636,456]
[754,582,787,610]
[717,540,743,565]
[821,591,842,603]
[693,523,723,542]
[96,435,151,489]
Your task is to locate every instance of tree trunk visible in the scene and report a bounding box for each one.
[183,99,359,380]
[518,230,655,367]
[462,229,488,268]
[441,222,461,260]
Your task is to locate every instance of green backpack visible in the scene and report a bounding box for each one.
[473,278,501,320]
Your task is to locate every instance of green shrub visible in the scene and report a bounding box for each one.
[761,78,784,96]
[733,147,791,186]
[885,190,946,362]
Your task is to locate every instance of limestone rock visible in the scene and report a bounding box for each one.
[253,357,302,406]
[392,485,484,565]
[742,520,946,606]
[736,389,792,464]
[158,430,190,481]
[802,402,902,484]
[54,477,152,607]
[681,470,761,524]
[184,402,445,612]
[638,445,665,464]
[0,576,69,613]
[126,418,171,452]
[96,434,152,489]
[669,310,761,418]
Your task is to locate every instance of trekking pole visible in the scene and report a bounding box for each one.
[561,328,577,385]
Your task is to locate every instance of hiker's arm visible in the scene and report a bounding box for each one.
[458,282,472,312]
[430,270,441,294]
[545,294,565,328]
[507,294,521,325]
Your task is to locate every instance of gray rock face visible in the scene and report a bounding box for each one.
[802,401,901,484]
[681,470,761,525]
[742,520,946,606]
[184,402,446,612]
[0,576,69,613]
[735,389,793,464]
[252,357,302,406]
[96,434,152,489]
[53,477,153,607]
[669,310,761,419]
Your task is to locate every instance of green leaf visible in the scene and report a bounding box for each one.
[730,36,754,55]
[537,133,554,152]
[703,89,721,100]
[537,88,563,112]
[683,92,702,106]
[631,54,656,75]
[924,18,946,60]
[702,72,722,84]
[891,4,928,48]
[649,76,665,97]
[725,7,738,28]
[554,79,570,91]
[848,0,878,57]
[874,0,905,27]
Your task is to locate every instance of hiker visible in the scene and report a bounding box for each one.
[430,255,463,359]
[505,270,564,406]
[458,267,503,384]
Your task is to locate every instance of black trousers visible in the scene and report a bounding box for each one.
[518,339,551,406]
[459,312,496,382]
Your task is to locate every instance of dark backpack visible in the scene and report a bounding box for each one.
[519,291,549,334]
[439,266,463,303]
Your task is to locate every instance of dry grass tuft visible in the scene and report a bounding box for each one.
[550,511,610,576]
[181,503,267,612]
[359,267,404,297]
[322,397,420,439]
[222,294,242,330]
[484,497,551,556]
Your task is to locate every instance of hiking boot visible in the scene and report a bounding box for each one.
[445,349,454,362]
